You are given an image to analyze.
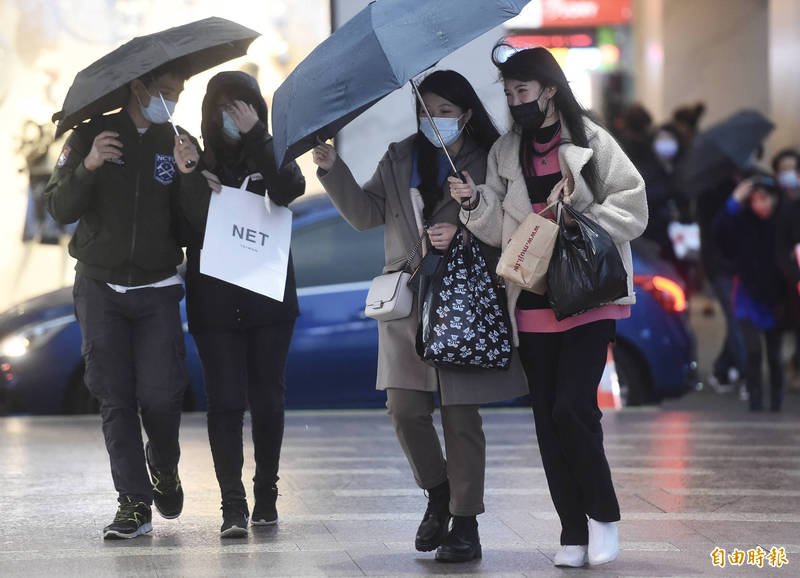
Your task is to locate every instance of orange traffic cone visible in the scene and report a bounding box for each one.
[597,345,622,410]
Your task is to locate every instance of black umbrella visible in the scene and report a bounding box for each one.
[53,16,260,138]
[271,0,530,168]
[678,109,774,195]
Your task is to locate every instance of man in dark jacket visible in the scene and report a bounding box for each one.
[44,59,207,539]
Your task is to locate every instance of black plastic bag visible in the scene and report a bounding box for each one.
[546,204,628,320]
[416,229,513,370]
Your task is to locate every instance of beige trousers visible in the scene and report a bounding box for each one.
[386,388,486,516]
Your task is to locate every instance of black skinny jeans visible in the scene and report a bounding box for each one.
[740,319,784,411]
[518,319,621,545]
[193,321,295,504]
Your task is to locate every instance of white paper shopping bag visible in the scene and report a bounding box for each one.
[200,176,292,301]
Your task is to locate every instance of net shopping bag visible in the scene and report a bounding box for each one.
[200,175,292,301]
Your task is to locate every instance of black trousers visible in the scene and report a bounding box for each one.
[740,320,784,411]
[73,274,187,503]
[192,321,295,504]
[518,319,620,545]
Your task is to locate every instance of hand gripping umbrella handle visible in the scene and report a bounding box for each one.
[158,91,196,169]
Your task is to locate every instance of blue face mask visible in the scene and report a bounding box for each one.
[136,89,175,125]
[221,110,241,141]
[778,170,799,190]
[654,137,679,159]
[419,114,465,148]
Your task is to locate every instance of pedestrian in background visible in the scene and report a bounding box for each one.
[616,106,683,268]
[44,60,201,539]
[312,70,528,563]
[772,148,800,386]
[696,163,749,394]
[652,122,698,292]
[450,46,647,568]
[178,71,305,537]
[671,102,705,153]
[714,175,786,412]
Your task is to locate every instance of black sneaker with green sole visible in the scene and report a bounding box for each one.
[145,441,183,519]
[103,497,152,540]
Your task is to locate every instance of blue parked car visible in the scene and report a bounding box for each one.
[0,195,696,414]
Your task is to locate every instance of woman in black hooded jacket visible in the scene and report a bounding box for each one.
[180,71,305,537]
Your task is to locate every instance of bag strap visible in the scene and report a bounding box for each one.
[537,198,560,216]
[403,229,427,272]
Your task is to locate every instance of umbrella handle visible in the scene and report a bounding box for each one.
[160,91,197,170]
[176,136,196,169]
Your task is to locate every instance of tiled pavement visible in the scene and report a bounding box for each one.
[1,389,798,577]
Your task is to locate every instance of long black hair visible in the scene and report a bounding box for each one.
[415,70,499,221]
[492,44,599,193]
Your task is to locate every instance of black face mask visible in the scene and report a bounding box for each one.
[509,89,548,131]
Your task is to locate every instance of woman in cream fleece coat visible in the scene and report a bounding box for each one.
[450,47,647,569]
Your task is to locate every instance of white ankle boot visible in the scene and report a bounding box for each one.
[587,518,619,565]
[553,545,588,567]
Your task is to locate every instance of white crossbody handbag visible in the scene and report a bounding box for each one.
[364,271,413,320]
[364,232,425,321]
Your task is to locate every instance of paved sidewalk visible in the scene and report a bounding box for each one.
[1,391,798,577]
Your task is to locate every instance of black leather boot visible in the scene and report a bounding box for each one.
[415,480,451,551]
[435,515,481,562]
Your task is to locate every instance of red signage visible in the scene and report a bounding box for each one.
[540,0,631,28]
[507,33,594,49]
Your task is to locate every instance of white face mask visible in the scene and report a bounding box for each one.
[777,169,799,190]
[221,110,241,141]
[136,88,176,125]
[654,137,679,159]
[419,114,465,148]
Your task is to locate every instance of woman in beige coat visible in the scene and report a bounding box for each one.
[450,47,648,569]
[313,70,527,563]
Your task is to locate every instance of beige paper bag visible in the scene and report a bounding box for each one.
[496,208,559,294]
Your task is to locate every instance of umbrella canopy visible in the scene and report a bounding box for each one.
[271,0,530,167]
[53,17,260,137]
[678,109,774,195]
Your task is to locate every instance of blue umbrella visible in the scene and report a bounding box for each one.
[271,0,530,167]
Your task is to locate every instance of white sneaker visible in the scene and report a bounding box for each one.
[739,384,749,401]
[707,374,733,394]
[553,545,588,567]
[587,518,619,566]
